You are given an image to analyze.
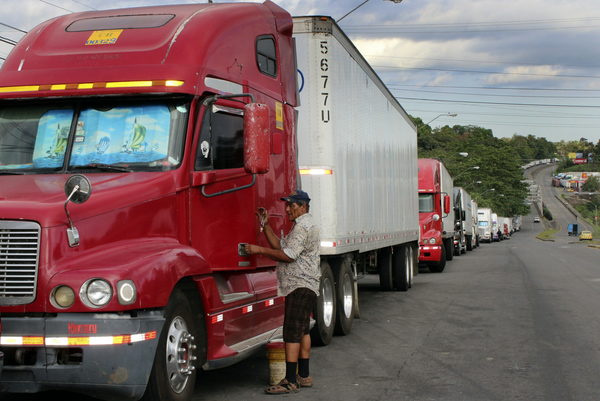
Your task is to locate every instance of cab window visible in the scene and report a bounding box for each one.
[256,35,277,77]
[195,105,244,170]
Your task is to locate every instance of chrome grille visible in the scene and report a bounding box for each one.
[0,220,40,305]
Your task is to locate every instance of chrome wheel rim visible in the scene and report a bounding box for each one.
[165,316,197,393]
[342,272,353,319]
[322,277,334,327]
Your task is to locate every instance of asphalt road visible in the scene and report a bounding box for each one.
[527,163,593,235]
[4,168,600,401]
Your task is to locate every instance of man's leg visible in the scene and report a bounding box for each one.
[298,334,311,380]
[285,342,300,384]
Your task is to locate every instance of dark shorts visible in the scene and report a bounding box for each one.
[283,288,317,343]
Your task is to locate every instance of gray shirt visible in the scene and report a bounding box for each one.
[278,213,321,296]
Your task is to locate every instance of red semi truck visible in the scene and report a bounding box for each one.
[417,158,455,272]
[0,2,297,400]
[0,2,419,400]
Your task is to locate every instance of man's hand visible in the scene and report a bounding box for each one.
[244,244,260,255]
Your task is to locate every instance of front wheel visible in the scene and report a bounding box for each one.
[445,239,454,261]
[142,288,203,401]
[429,243,446,273]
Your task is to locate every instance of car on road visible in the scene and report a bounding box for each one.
[579,230,593,241]
[533,216,540,223]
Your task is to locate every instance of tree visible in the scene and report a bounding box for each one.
[582,176,600,193]
[412,118,530,216]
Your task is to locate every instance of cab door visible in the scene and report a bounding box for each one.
[189,100,255,274]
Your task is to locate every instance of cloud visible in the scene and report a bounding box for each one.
[485,65,564,84]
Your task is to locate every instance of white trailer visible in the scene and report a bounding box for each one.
[491,212,499,241]
[470,199,479,247]
[498,217,511,239]
[293,16,420,345]
[477,207,492,242]
[455,188,476,251]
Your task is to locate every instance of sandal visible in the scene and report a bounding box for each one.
[296,375,313,387]
[265,378,299,394]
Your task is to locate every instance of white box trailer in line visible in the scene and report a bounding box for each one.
[471,199,479,246]
[456,187,477,251]
[477,207,492,242]
[293,16,420,345]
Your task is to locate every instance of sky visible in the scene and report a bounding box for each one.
[1,0,600,144]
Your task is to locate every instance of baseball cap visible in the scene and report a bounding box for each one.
[281,189,311,203]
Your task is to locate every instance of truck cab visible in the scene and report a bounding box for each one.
[417,159,455,272]
[0,2,298,400]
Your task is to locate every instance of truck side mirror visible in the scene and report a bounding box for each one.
[244,103,271,174]
[444,195,451,214]
[63,174,92,247]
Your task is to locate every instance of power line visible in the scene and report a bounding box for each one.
[391,87,600,100]
[38,0,75,13]
[396,96,600,108]
[348,16,600,29]
[345,24,600,34]
[365,54,599,71]
[0,35,17,46]
[388,84,600,92]
[375,64,600,79]
[70,0,97,10]
[0,22,27,34]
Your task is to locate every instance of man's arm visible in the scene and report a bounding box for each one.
[262,224,282,250]
[245,244,293,263]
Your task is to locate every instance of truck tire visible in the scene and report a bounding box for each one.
[142,289,202,401]
[378,247,394,291]
[429,244,446,273]
[408,244,415,287]
[392,245,409,292]
[445,239,454,261]
[311,261,336,346]
[333,257,355,336]
[466,235,473,251]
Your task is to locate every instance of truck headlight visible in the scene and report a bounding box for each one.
[117,280,136,305]
[428,238,437,244]
[80,279,112,308]
[51,285,75,308]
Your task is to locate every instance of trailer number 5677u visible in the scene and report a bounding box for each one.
[320,40,330,123]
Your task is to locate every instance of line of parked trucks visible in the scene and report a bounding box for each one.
[0,2,518,400]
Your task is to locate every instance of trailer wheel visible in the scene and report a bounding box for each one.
[311,261,336,346]
[334,257,355,335]
[445,239,454,261]
[466,235,473,251]
[408,244,414,288]
[429,244,446,273]
[392,245,409,292]
[143,289,202,401]
[379,248,394,291]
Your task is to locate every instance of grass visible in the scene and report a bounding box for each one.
[536,227,560,241]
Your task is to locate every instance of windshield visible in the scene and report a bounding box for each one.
[0,98,189,173]
[479,221,489,227]
[419,194,434,213]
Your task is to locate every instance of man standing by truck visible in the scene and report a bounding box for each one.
[245,190,321,394]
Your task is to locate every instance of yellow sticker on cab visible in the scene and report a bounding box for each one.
[85,30,123,46]
[275,102,283,130]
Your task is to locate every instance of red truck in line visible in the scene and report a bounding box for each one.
[417,158,455,272]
